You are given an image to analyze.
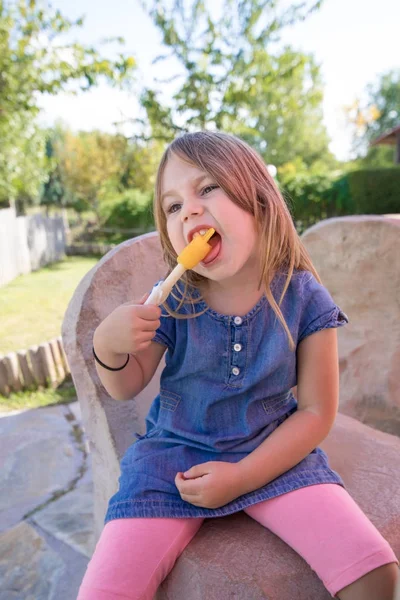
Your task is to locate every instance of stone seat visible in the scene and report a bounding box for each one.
[62,219,400,599]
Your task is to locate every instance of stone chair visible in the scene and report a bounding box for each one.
[301,215,400,437]
[62,217,400,599]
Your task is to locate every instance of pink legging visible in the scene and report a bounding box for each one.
[77,484,397,600]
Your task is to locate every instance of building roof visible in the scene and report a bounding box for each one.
[370,124,400,146]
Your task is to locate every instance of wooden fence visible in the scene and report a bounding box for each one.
[0,337,70,396]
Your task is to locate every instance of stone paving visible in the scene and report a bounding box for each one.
[0,401,95,600]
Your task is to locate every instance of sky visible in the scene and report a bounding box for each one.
[37,0,399,161]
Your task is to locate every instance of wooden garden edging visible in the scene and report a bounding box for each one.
[0,337,70,396]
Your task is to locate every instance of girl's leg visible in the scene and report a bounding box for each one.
[335,563,399,600]
[243,484,398,599]
[77,516,205,600]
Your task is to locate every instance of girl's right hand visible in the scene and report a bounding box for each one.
[93,293,162,360]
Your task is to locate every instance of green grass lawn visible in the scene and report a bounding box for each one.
[0,376,78,412]
[0,256,98,410]
[0,256,98,355]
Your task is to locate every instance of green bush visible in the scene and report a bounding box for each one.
[279,172,337,233]
[324,175,354,215]
[99,189,155,230]
[279,168,400,232]
[346,168,400,214]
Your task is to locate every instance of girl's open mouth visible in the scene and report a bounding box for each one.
[201,232,222,266]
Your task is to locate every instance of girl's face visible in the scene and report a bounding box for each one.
[161,154,260,284]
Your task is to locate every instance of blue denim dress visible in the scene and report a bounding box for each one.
[105,270,349,522]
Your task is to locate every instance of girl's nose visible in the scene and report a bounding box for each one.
[180,198,204,222]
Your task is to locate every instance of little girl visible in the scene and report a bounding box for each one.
[79,131,398,600]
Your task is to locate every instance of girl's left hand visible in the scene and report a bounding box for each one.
[175,461,244,509]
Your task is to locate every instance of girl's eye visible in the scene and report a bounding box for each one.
[201,184,218,195]
[166,203,181,215]
[165,185,218,215]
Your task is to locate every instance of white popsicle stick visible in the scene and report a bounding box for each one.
[144,263,186,306]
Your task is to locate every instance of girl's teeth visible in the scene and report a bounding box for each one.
[193,229,208,239]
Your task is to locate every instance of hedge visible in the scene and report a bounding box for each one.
[281,167,400,232]
[346,168,400,215]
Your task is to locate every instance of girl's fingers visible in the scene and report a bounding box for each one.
[134,330,159,347]
[136,318,161,332]
[141,330,159,342]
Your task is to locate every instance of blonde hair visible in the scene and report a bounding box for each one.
[154,131,320,351]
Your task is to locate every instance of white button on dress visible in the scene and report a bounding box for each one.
[234,343,242,352]
[231,367,240,376]
[234,316,243,325]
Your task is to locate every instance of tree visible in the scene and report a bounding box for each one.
[55,130,128,219]
[40,125,72,213]
[346,69,400,164]
[0,117,48,212]
[0,0,136,212]
[137,0,334,168]
[120,139,165,193]
[54,131,165,221]
[220,48,333,167]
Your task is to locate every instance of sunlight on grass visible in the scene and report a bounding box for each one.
[0,256,98,354]
[0,376,77,412]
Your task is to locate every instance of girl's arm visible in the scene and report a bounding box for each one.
[93,333,166,401]
[236,327,339,495]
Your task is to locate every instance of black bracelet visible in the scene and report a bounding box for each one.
[93,347,130,371]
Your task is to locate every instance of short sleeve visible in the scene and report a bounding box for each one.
[298,272,349,343]
[151,281,176,351]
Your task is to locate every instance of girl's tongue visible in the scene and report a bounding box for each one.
[202,232,222,265]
